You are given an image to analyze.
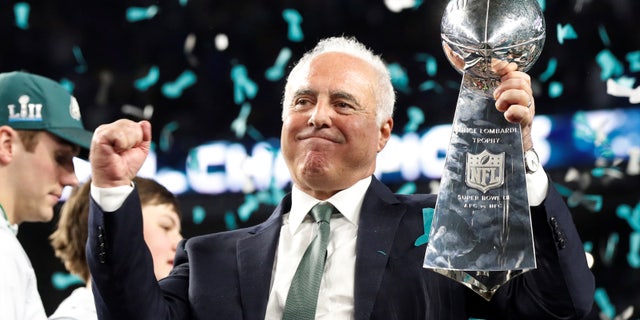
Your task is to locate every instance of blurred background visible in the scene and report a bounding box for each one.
[2,0,639,319]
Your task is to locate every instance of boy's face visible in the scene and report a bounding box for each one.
[141,202,183,280]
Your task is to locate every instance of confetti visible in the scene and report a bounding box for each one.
[231,102,252,138]
[414,208,434,247]
[135,66,160,91]
[13,2,30,29]
[162,70,197,99]
[556,23,578,45]
[231,63,258,104]
[126,5,159,22]
[265,47,292,81]
[51,272,83,290]
[192,205,206,225]
[282,9,304,42]
[404,106,425,133]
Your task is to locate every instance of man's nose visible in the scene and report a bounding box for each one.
[308,100,332,128]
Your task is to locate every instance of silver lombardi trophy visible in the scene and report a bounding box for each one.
[422,0,546,300]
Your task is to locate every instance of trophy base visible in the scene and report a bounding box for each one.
[429,268,532,301]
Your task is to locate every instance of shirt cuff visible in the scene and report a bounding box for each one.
[90,183,135,212]
[526,166,549,206]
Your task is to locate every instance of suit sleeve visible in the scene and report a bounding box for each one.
[86,188,190,320]
[478,177,595,319]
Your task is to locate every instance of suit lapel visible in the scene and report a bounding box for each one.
[353,178,405,319]
[237,200,287,320]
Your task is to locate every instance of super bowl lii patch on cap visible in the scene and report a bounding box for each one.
[0,71,93,150]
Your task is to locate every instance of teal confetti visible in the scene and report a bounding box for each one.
[73,46,88,73]
[596,49,624,80]
[231,63,258,104]
[247,125,265,142]
[626,51,640,72]
[613,76,636,89]
[572,111,596,144]
[387,63,410,94]
[135,65,160,91]
[59,78,75,94]
[537,0,546,11]
[583,241,593,252]
[231,102,252,138]
[548,81,563,98]
[594,288,615,319]
[396,182,417,194]
[582,194,603,212]
[446,80,460,90]
[192,205,206,225]
[51,272,84,290]
[556,23,577,45]
[238,194,260,222]
[265,47,292,81]
[224,210,238,230]
[159,121,179,152]
[603,233,618,265]
[566,192,603,212]
[553,183,573,198]
[598,25,611,47]
[162,70,197,99]
[126,6,159,22]
[256,184,285,206]
[377,250,387,256]
[179,0,188,6]
[13,2,30,30]
[628,232,640,268]
[616,203,632,220]
[538,58,557,82]
[404,106,424,133]
[617,202,640,231]
[572,111,616,160]
[555,182,602,212]
[414,208,434,246]
[282,9,304,42]
[415,53,438,77]
[418,80,443,93]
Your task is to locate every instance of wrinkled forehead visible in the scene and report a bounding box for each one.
[287,52,376,91]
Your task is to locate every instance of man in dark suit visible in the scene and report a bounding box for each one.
[86,36,595,319]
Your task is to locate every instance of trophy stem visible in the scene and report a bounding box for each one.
[423,74,536,300]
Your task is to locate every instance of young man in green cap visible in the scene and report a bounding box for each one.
[0,71,93,319]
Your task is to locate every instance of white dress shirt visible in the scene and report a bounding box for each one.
[0,209,47,320]
[48,286,97,320]
[264,176,371,320]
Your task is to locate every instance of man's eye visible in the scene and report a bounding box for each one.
[336,102,353,109]
[295,98,311,106]
[56,154,74,166]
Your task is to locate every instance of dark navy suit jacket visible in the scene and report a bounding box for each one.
[87,177,594,319]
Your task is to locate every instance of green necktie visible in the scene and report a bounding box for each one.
[282,202,335,320]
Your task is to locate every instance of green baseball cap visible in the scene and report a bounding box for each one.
[0,71,93,150]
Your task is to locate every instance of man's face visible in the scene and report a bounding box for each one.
[11,132,79,224]
[281,52,392,200]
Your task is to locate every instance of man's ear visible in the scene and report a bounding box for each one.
[0,126,17,164]
[377,117,393,152]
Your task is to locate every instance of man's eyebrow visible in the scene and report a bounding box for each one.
[51,135,81,156]
[330,91,361,107]
[292,88,317,98]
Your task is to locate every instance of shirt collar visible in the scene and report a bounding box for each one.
[288,176,372,234]
[0,205,19,236]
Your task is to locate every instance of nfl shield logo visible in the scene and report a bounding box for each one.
[465,150,505,193]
